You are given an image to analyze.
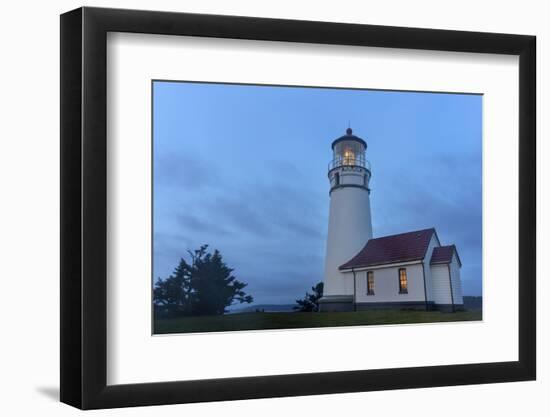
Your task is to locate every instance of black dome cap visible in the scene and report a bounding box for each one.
[331,128,367,150]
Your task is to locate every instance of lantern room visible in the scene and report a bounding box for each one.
[330,128,368,170]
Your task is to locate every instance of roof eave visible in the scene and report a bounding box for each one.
[430,260,451,265]
[420,228,438,260]
[339,258,424,271]
[452,245,463,267]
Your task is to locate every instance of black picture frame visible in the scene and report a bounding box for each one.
[60,6,536,410]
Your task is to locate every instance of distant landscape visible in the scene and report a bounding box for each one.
[228,296,483,314]
[228,304,296,314]
[463,296,483,310]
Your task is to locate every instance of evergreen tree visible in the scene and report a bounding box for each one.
[294,282,324,312]
[153,245,253,317]
[153,256,194,317]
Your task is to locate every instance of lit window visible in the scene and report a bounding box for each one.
[343,148,355,165]
[367,271,374,295]
[398,268,408,294]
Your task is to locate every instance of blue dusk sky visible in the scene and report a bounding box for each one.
[153,81,482,306]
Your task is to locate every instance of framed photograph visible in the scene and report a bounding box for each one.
[60,6,536,409]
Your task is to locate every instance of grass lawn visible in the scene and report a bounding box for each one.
[154,309,482,335]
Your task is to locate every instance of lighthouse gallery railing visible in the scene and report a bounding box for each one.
[328,157,371,172]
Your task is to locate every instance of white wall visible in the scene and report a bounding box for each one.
[323,185,372,295]
[431,253,465,306]
[0,1,546,417]
[431,264,453,304]
[351,234,439,304]
[354,263,426,303]
[450,253,464,305]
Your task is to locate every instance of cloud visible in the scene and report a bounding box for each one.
[155,152,219,190]
[210,195,274,237]
[176,213,230,236]
[201,180,327,241]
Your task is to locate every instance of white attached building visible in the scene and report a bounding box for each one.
[318,129,464,312]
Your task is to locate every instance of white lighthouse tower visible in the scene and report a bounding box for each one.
[319,128,373,312]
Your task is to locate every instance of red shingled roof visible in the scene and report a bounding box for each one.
[430,245,461,266]
[339,228,436,270]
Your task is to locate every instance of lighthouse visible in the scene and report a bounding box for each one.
[318,128,465,313]
[319,128,373,312]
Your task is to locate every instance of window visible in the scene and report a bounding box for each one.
[363,174,368,187]
[334,172,340,186]
[343,148,355,165]
[367,271,374,295]
[398,268,408,294]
